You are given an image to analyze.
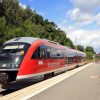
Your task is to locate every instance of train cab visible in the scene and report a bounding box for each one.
[0,37,38,84]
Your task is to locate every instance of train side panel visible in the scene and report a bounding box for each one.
[17,41,65,79]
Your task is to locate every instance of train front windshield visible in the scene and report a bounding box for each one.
[0,43,30,69]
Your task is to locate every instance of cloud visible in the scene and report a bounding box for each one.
[94,13,100,26]
[67,28,100,52]
[69,8,93,24]
[58,22,100,52]
[58,0,100,53]
[67,0,100,25]
[71,0,100,12]
[19,3,27,9]
[67,8,100,25]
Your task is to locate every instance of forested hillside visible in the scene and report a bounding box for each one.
[0,0,95,59]
[0,0,75,48]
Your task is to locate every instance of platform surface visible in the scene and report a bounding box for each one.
[29,63,100,100]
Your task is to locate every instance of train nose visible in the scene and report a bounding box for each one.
[0,73,9,84]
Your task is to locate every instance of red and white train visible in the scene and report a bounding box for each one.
[0,37,86,88]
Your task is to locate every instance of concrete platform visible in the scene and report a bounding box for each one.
[1,63,93,100]
[29,63,100,100]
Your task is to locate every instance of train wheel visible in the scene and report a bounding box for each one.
[0,73,10,84]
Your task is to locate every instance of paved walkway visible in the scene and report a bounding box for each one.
[30,63,100,100]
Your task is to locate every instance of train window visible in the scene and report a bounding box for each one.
[68,57,73,64]
[0,43,30,56]
[64,52,67,57]
[56,49,60,58]
[46,46,51,58]
[31,47,40,59]
[56,49,64,59]
[50,47,54,58]
[63,51,67,64]
[40,45,47,59]
[50,47,58,59]
[32,45,65,59]
[61,50,64,58]
[77,56,81,62]
[32,45,47,59]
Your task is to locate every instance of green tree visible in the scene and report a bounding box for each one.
[21,19,44,37]
[2,0,22,26]
[85,46,95,53]
[85,46,95,60]
[0,17,6,45]
[0,0,90,52]
[77,45,84,52]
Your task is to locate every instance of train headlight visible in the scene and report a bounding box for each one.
[10,64,19,68]
[2,64,7,68]
[15,64,19,68]
[15,57,19,62]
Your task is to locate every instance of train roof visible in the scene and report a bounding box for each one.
[4,37,39,44]
[4,37,67,49]
[3,37,86,57]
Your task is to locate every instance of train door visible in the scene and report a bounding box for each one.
[57,48,65,68]
[31,45,48,73]
[48,47,59,70]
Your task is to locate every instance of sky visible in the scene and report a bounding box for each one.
[19,0,100,53]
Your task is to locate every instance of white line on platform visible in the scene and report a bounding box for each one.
[21,63,92,100]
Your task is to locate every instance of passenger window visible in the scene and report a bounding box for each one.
[47,46,51,58]
[31,45,47,59]
[57,49,64,59]
[31,47,40,59]
[40,45,47,59]
[50,47,58,58]
[68,57,73,64]
[31,45,64,59]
